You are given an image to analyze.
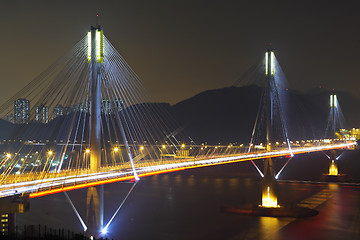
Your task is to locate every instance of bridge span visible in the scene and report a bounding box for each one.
[0,141,353,199]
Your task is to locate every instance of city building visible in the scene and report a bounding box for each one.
[53,105,65,119]
[338,128,360,140]
[102,99,112,114]
[14,99,30,124]
[52,99,124,117]
[113,99,124,112]
[5,114,14,123]
[102,99,124,114]
[0,213,15,236]
[35,105,49,123]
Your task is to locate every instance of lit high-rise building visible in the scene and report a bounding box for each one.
[53,105,65,119]
[113,99,124,112]
[35,105,49,123]
[101,100,112,114]
[5,114,14,123]
[79,100,90,113]
[0,213,15,237]
[14,99,30,124]
[101,99,124,114]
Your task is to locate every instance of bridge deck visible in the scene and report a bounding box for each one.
[0,142,354,199]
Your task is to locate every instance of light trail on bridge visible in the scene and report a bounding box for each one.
[0,142,353,199]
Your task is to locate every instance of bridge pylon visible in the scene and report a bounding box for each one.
[261,49,279,208]
[322,94,348,181]
[322,148,348,181]
[86,25,104,238]
[89,25,103,172]
[328,150,338,176]
[328,95,339,176]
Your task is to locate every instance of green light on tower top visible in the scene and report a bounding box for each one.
[87,28,104,63]
[265,50,275,76]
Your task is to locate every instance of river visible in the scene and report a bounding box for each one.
[17,150,360,240]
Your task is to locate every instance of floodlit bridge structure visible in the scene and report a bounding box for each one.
[0,25,356,237]
[0,141,354,200]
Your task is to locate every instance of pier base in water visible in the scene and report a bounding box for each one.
[322,173,348,182]
[222,204,318,218]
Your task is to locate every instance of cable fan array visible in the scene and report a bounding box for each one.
[0,34,193,184]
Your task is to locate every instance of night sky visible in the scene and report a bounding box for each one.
[1,1,359,105]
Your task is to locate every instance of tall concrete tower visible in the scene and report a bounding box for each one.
[86,25,104,237]
[89,26,104,171]
[261,49,278,208]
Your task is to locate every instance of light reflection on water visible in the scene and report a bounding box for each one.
[187,175,195,186]
[214,178,224,194]
[260,217,280,240]
[16,161,360,240]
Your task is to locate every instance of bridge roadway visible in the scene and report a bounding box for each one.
[0,142,355,199]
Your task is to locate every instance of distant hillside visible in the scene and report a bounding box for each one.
[170,85,360,144]
[1,85,359,145]
[171,85,261,144]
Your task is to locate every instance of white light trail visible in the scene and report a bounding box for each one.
[0,142,354,199]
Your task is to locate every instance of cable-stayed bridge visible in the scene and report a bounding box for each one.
[0,141,353,199]
[0,25,357,237]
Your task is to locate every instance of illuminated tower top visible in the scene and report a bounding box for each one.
[330,94,337,108]
[265,49,275,76]
[87,26,104,63]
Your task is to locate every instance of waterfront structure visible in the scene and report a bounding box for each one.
[0,213,15,236]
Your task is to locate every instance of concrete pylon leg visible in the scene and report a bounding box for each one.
[86,186,103,237]
[261,158,278,208]
[87,25,104,238]
[90,27,102,172]
[329,150,338,176]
